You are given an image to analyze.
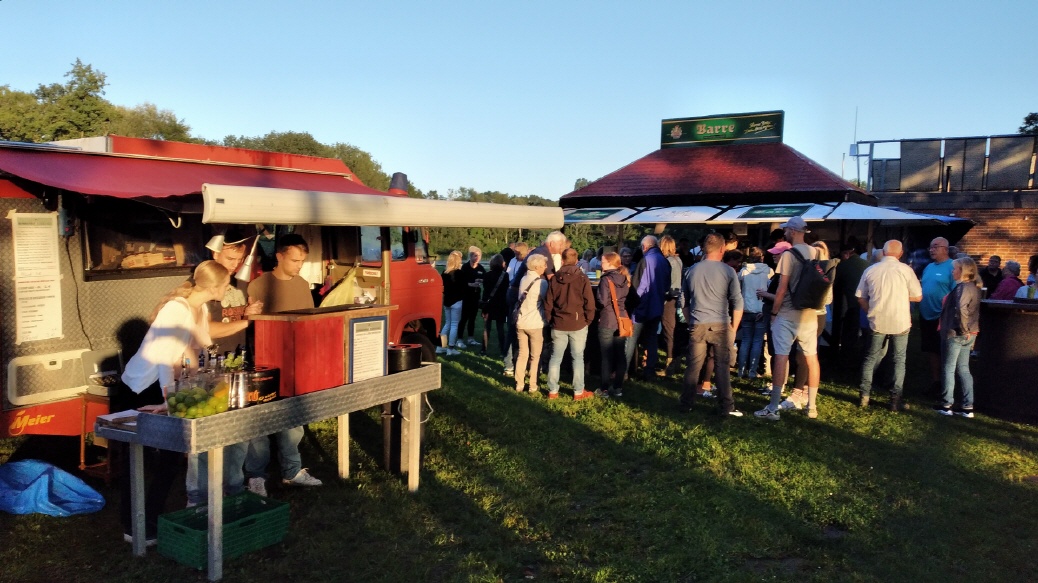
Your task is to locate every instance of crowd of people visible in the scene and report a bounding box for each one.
[438,225,1038,421]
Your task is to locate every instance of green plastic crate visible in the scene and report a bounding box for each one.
[157,492,289,570]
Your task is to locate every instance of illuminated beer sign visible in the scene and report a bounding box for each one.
[662,111,784,148]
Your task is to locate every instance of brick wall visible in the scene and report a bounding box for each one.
[938,208,1038,267]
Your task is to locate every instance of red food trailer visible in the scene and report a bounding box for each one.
[0,136,561,444]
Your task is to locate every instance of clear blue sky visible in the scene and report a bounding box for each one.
[3,0,1036,200]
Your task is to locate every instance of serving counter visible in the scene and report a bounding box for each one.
[97,363,440,581]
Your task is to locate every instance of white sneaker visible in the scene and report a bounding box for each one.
[446,349,461,356]
[435,346,447,354]
[466,338,480,346]
[283,468,322,487]
[123,533,157,547]
[754,407,780,421]
[247,477,268,497]
[727,410,744,417]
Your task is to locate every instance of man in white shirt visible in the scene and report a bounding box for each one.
[855,240,923,412]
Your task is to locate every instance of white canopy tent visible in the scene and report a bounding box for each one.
[564,202,967,228]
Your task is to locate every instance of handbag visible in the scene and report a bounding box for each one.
[481,272,506,310]
[511,278,539,323]
[608,279,633,338]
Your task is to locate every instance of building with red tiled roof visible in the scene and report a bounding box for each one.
[561,112,871,209]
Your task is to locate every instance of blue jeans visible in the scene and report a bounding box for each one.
[736,314,766,377]
[940,335,976,410]
[245,426,305,481]
[625,316,661,377]
[548,327,589,394]
[859,330,909,398]
[598,327,628,394]
[440,300,462,346]
[186,441,248,505]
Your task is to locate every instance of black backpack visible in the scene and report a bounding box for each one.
[786,247,836,310]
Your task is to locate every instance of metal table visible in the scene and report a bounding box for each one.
[96,364,440,581]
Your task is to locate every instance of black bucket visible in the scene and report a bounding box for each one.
[387,344,422,374]
[247,366,280,404]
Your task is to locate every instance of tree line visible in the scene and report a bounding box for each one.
[0,60,631,255]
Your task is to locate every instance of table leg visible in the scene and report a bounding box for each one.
[337,413,349,479]
[406,393,420,492]
[207,446,224,582]
[129,443,146,557]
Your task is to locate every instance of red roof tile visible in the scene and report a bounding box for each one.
[560,143,872,208]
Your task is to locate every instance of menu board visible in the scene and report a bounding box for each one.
[9,212,63,343]
[349,317,387,382]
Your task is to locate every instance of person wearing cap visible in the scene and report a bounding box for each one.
[185,228,264,507]
[755,216,822,421]
[205,227,263,344]
[754,241,791,388]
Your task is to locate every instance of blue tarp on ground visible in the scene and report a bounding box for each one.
[0,459,105,517]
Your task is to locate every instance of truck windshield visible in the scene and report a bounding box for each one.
[360,226,381,264]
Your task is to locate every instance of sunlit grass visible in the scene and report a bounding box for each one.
[2,336,1037,582]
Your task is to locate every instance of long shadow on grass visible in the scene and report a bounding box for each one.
[415,354,845,581]
[729,389,1038,582]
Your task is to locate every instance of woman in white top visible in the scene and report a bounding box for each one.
[506,242,530,284]
[736,247,774,379]
[115,260,231,543]
[513,253,548,393]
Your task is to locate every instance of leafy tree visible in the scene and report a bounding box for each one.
[223,131,394,191]
[33,59,115,141]
[573,178,590,190]
[109,102,194,141]
[1020,113,1038,135]
[223,130,328,156]
[0,85,42,142]
[329,142,391,191]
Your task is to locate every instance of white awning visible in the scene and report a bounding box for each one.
[709,203,834,223]
[563,207,640,224]
[561,202,965,226]
[202,183,565,229]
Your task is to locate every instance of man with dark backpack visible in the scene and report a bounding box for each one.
[755,216,824,421]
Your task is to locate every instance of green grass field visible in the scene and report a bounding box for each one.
[2,333,1037,582]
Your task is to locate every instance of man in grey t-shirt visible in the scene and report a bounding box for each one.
[679,233,744,416]
[755,216,821,421]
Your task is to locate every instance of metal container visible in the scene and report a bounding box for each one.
[227,372,251,410]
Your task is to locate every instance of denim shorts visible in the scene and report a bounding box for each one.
[771,313,818,356]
